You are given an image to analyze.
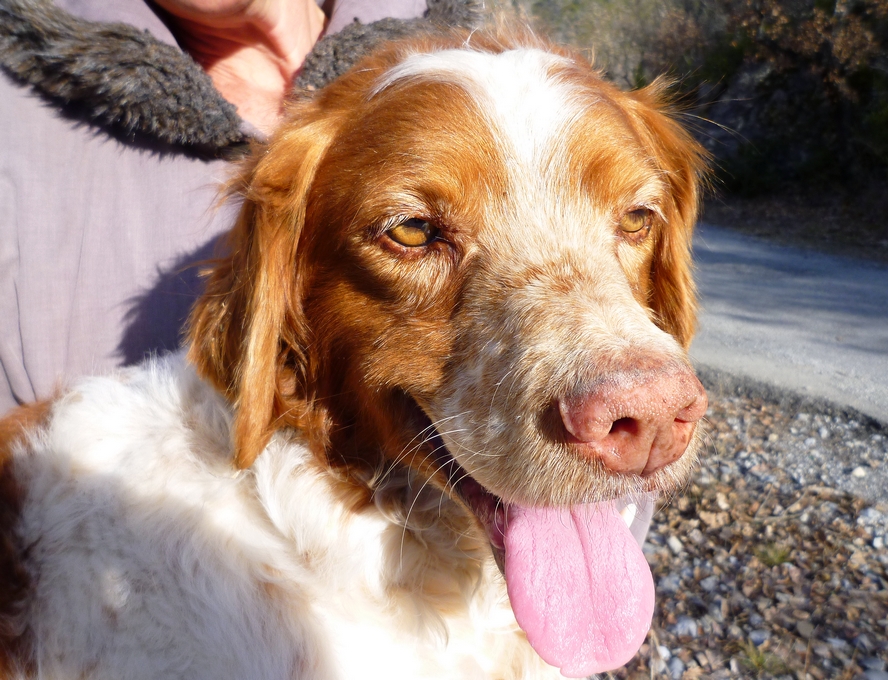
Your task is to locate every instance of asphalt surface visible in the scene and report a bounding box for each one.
[690,224,888,426]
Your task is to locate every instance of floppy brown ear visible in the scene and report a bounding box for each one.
[187,113,338,469]
[626,80,709,349]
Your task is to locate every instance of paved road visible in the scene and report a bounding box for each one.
[690,224,888,425]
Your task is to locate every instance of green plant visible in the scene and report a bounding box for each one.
[735,638,790,677]
[755,543,792,567]
[519,0,888,196]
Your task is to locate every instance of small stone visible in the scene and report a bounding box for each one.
[677,648,693,663]
[874,536,885,549]
[700,575,719,592]
[796,620,815,638]
[668,656,685,680]
[659,573,681,594]
[667,535,684,555]
[699,510,729,528]
[863,671,888,680]
[853,466,868,478]
[862,657,887,672]
[749,629,770,646]
[813,642,832,658]
[859,507,884,523]
[855,634,875,653]
[672,616,699,638]
[827,637,851,652]
[656,645,671,661]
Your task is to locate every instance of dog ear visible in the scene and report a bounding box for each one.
[187,111,339,469]
[625,81,709,349]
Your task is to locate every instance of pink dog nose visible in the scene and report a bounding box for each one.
[558,364,707,477]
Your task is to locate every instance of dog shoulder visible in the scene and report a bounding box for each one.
[0,356,531,679]
[0,355,331,678]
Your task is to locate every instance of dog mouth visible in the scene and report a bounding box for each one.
[424,427,657,677]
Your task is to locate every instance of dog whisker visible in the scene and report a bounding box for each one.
[5,22,710,678]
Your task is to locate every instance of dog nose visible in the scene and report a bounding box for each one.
[557,364,707,476]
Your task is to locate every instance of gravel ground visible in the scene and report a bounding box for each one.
[611,368,888,680]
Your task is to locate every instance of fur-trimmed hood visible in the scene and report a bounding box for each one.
[0,0,483,155]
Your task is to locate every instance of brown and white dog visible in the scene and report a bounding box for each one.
[0,26,708,680]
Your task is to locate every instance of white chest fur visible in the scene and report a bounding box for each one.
[12,354,557,680]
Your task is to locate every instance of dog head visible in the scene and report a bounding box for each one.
[188,26,707,676]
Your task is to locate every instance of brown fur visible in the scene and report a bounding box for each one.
[189,33,513,471]
[622,82,707,348]
[0,26,708,679]
[187,25,707,498]
[0,401,49,678]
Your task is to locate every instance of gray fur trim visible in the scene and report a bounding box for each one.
[0,0,484,152]
[295,0,485,91]
[0,0,245,151]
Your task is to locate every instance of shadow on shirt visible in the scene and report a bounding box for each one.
[118,236,224,365]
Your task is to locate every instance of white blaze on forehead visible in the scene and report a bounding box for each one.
[373,48,586,166]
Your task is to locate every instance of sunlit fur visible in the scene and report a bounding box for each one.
[189,27,706,496]
[0,25,707,679]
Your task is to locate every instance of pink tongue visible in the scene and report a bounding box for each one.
[503,503,655,677]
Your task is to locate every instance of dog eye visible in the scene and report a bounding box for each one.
[619,209,653,234]
[386,219,439,247]
[618,208,654,243]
